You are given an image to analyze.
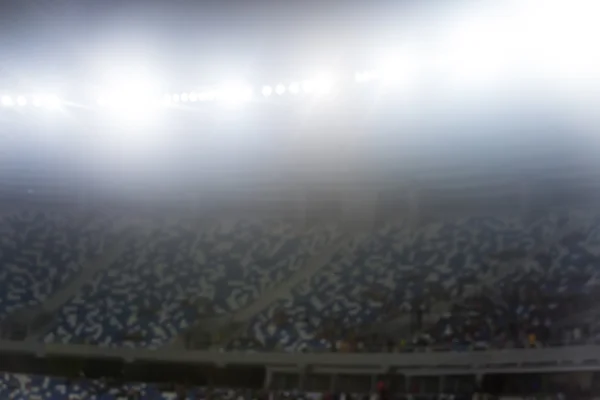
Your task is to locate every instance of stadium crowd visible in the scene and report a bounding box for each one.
[0,207,599,352]
[0,209,115,321]
[241,210,600,352]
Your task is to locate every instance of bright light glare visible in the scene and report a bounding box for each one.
[425,1,600,94]
[32,96,42,107]
[355,71,379,83]
[275,84,286,95]
[217,82,253,105]
[1,96,14,107]
[378,49,420,88]
[181,93,189,103]
[516,0,600,90]
[30,93,62,110]
[434,8,517,91]
[289,82,300,94]
[96,71,163,121]
[44,95,61,109]
[99,95,120,108]
[189,92,198,102]
[172,94,180,103]
[197,91,216,102]
[312,73,335,95]
[302,80,314,93]
[96,73,165,124]
[17,96,27,106]
[262,86,273,97]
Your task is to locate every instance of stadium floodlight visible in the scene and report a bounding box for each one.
[377,49,420,90]
[289,82,300,94]
[1,95,14,107]
[302,80,314,93]
[181,93,189,103]
[261,85,273,97]
[97,67,163,103]
[313,73,335,95]
[275,84,286,95]
[197,90,216,102]
[189,92,198,102]
[97,92,164,126]
[32,95,43,107]
[43,95,61,110]
[217,82,253,106]
[17,96,27,106]
[172,94,180,103]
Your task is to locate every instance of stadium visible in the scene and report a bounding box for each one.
[1,0,600,398]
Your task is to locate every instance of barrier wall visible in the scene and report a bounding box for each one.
[3,340,600,375]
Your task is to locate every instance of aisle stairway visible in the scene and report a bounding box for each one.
[355,221,586,339]
[171,233,350,349]
[12,229,137,342]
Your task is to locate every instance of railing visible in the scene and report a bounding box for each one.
[2,340,600,374]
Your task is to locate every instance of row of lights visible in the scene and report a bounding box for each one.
[0,94,62,109]
[157,68,403,108]
[161,73,338,107]
[168,67,410,105]
[260,74,336,97]
[1,68,398,113]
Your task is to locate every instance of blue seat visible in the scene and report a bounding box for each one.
[246,212,600,351]
[0,210,112,320]
[45,220,337,347]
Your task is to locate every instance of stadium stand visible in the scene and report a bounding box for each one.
[1,208,600,399]
[0,209,115,322]
[0,371,591,399]
[2,206,600,353]
[0,372,187,400]
[43,219,339,348]
[243,209,600,352]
